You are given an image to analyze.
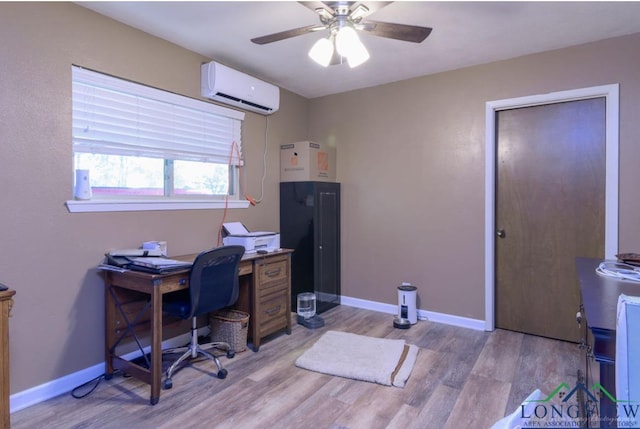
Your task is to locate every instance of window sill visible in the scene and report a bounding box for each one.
[66,199,251,213]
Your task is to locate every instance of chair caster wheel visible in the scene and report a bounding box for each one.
[163,378,173,390]
[227,350,235,359]
[217,369,228,379]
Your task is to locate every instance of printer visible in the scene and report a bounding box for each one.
[222,222,280,253]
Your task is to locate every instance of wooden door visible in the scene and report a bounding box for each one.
[495,98,606,342]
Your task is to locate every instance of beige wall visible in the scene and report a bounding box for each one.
[308,33,640,319]
[3,1,640,400]
[0,3,307,393]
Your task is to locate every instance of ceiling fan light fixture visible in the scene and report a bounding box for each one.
[308,37,334,67]
[335,25,370,68]
[347,42,369,68]
[253,2,431,70]
[335,26,360,57]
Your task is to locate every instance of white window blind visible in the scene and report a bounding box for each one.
[71,66,244,165]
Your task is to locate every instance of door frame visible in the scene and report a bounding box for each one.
[484,84,619,331]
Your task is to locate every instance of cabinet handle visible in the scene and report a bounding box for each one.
[265,305,281,315]
[265,268,281,277]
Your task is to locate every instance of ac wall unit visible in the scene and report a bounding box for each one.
[200,61,280,115]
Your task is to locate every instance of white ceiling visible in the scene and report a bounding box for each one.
[77,1,640,99]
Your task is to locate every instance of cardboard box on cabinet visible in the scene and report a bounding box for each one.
[280,141,336,182]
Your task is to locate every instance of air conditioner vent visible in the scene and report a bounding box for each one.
[215,92,274,113]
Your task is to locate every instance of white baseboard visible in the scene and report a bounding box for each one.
[10,361,106,413]
[11,298,485,413]
[10,331,194,413]
[339,295,486,331]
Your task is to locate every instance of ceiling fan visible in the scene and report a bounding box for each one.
[251,1,432,67]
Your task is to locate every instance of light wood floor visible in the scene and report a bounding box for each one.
[11,305,586,429]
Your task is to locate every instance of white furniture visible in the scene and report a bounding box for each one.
[616,294,640,427]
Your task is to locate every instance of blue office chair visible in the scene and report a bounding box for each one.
[162,245,245,390]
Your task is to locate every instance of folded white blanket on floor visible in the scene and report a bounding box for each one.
[295,330,419,387]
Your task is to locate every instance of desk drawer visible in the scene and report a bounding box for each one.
[259,279,288,298]
[256,258,288,285]
[157,274,189,294]
[238,260,252,276]
[258,289,288,336]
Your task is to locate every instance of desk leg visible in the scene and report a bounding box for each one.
[104,273,115,379]
[150,283,162,405]
[250,269,261,352]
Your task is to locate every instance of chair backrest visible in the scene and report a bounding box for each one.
[188,245,245,318]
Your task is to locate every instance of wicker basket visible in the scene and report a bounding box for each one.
[210,309,249,353]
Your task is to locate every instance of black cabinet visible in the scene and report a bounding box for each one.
[280,181,340,314]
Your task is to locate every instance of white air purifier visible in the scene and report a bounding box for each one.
[397,283,417,325]
[74,169,92,200]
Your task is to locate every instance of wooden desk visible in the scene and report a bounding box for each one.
[576,257,640,428]
[104,249,292,405]
[1,288,15,429]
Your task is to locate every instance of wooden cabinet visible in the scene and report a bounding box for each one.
[1,288,16,429]
[237,252,292,352]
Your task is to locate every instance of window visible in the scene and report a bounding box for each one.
[68,66,248,212]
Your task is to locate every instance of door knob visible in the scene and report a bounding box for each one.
[497,229,506,238]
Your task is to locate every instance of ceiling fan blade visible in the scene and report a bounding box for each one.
[251,24,326,45]
[360,20,432,43]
